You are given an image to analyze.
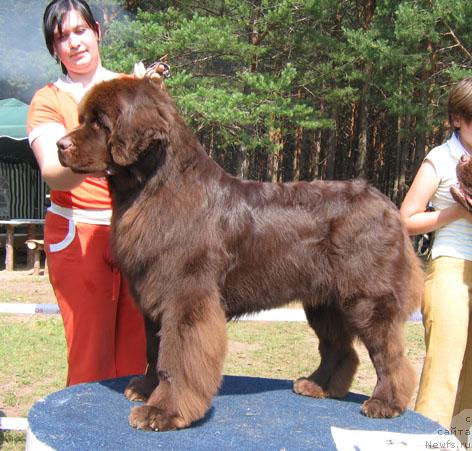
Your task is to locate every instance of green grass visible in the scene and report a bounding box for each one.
[226,321,318,379]
[0,315,66,451]
[0,431,24,451]
[226,321,425,397]
[0,316,67,414]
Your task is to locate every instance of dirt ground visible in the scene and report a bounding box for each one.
[0,268,55,304]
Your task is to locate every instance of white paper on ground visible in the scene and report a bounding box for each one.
[331,426,464,451]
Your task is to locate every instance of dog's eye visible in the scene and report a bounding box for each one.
[97,113,111,133]
[90,120,101,131]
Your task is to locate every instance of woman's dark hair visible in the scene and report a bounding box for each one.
[43,0,100,74]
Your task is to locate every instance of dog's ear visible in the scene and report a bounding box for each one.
[109,84,170,166]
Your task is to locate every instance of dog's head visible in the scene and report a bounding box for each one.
[57,76,171,174]
[457,154,472,195]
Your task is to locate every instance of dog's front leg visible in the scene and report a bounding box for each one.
[125,316,160,402]
[129,289,227,431]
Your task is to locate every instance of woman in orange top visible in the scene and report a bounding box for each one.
[27,0,146,385]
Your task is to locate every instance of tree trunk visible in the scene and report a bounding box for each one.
[293,126,303,181]
[268,127,283,182]
[413,36,438,177]
[398,135,409,204]
[236,143,250,179]
[325,126,337,180]
[292,89,303,181]
[307,128,322,180]
[355,1,376,178]
[393,116,409,206]
[355,64,371,178]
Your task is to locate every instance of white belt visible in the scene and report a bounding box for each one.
[48,202,112,226]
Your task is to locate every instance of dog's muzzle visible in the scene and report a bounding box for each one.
[56,135,74,166]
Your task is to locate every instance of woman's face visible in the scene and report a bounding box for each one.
[53,9,100,77]
[453,115,472,154]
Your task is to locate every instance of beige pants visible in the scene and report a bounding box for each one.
[415,256,472,430]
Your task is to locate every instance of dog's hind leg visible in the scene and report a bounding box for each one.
[128,288,227,431]
[124,315,160,402]
[351,300,416,418]
[294,304,359,399]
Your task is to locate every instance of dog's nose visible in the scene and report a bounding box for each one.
[460,154,471,164]
[57,136,73,153]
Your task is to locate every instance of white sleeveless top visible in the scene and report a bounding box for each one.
[426,132,472,261]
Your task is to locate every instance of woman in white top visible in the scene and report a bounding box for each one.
[400,77,472,437]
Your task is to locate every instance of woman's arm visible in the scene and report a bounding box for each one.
[31,131,88,191]
[400,160,471,235]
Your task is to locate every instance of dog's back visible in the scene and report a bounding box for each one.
[217,177,421,321]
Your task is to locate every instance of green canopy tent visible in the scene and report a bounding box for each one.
[0,98,47,219]
[0,98,36,163]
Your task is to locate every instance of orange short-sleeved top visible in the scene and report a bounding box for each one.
[27,69,118,210]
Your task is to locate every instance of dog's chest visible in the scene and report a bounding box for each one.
[112,203,158,257]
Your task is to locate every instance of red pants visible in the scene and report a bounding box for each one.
[45,211,146,386]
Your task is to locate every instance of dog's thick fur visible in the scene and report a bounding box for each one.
[57,76,423,431]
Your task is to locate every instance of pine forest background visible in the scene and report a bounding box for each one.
[1,0,471,206]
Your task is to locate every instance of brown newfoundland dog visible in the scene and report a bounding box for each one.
[57,76,423,432]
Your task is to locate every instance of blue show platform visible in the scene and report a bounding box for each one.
[27,375,444,450]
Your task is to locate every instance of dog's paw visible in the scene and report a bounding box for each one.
[124,376,158,402]
[293,377,328,398]
[128,405,187,431]
[361,398,402,418]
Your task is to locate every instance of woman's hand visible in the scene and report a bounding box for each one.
[454,202,472,223]
[133,61,170,80]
